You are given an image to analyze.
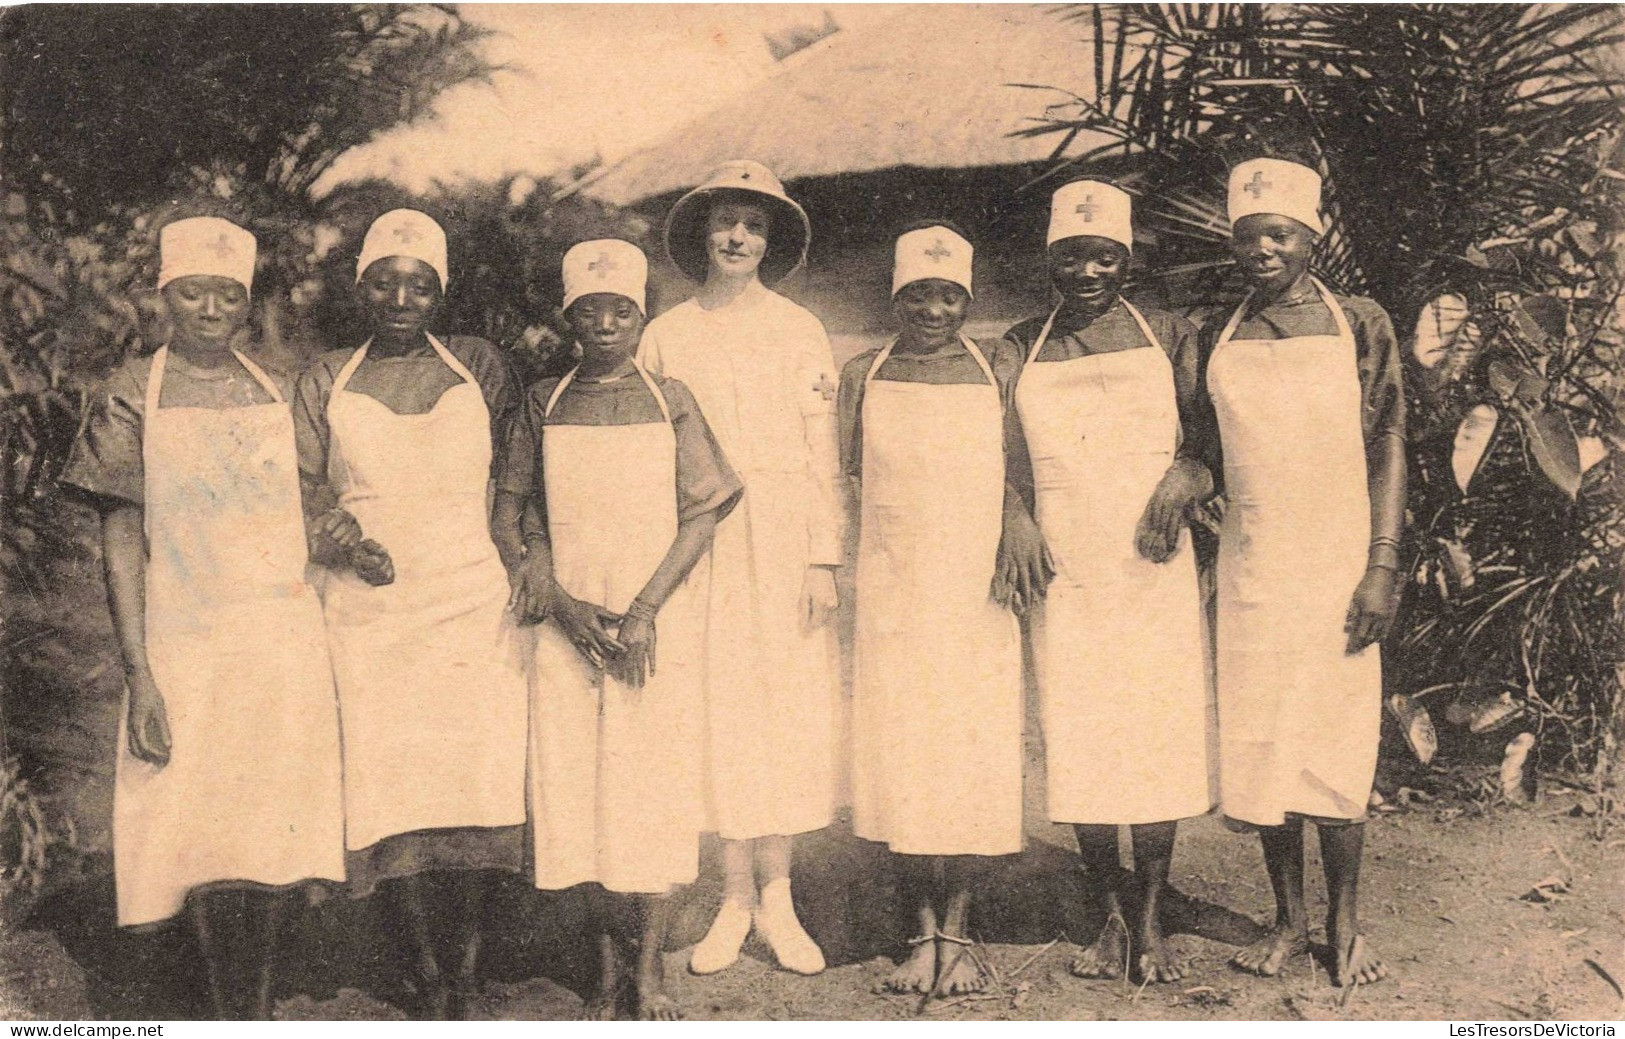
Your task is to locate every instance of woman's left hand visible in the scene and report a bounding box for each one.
[612,615,657,691]
[1345,566,1399,653]
[995,508,1055,614]
[799,567,839,631]
[1136,461,1213,563]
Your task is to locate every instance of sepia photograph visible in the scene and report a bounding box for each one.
[0,1,1620,1024]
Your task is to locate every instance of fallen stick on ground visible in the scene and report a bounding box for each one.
[1008,937,1062,980]
[927,993,1002,1014]
[1584,958,1623,1001]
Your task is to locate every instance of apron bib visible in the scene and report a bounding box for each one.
[117,347,344,927]
[1015,302,1215,825]
[1208,280,1381,825]
[323,335,527,850]
[529,364,705,894]
[851,337,1024,856]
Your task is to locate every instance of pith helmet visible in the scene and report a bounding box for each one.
[663,159,812,286]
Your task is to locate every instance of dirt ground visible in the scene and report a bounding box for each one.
[2,393,1621,1023]
[2,746,1620,1021]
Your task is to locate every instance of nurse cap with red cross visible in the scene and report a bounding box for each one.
[1047,180,1134,252]
[892,225,974,299]
[561,239,647,315]
[158,217,257,296]
[1227,158,1324,234]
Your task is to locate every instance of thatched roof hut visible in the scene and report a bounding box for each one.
[582,3,1116,350]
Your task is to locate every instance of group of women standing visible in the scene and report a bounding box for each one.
[61,152,1403,1021]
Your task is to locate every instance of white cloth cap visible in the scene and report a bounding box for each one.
[1228,158,1324,234]
[561,239,648,315]
[356,209,449,289]
[158,217,256,295]
[1047,180,1134,250]
[892,226,974,298]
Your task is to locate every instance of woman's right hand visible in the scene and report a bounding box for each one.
[126,674,172,767]
[553,593,625,670]
[507,552,556,625]
[350,539,396,586]
[309,507,363,566]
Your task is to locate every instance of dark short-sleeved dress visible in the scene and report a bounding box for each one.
[62,352,285,509]
[498,367,743,894]
[294,333,528,897]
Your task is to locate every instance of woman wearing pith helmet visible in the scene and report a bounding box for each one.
[637,160,842,977]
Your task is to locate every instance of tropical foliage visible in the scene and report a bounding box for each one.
[0,6,641,866]
[1024,4,1625,780]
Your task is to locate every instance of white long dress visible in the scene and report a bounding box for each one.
[322,336,529,851]
[1015,303,1215,825]
[638,281,843,840]
[529,365,707,894]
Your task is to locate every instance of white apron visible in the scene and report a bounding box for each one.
[638,292,840,840]
[117,347,345,927]
[530,364,705,894]
[323,335,528,851]
[1208,280,1381,825]
[1016,303,1216,825]
[850,337,1024,856]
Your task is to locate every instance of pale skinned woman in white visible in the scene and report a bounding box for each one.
[637,160,843,977]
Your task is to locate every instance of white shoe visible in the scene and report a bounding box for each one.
[755,880,825,975]
[690,900,751,975]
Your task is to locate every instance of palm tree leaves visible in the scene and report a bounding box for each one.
[1026,4,1625,323]
[1024,4,1625,774]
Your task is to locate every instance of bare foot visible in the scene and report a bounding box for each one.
[413,964,449,1021]
[578,994,618,1022]
[581,934,624,1020]
[936,939,988,996]
[1069,921,1128,980]
[878,937,936,994]
[637,989,684,1021]
[1231,927,1309,977]
[1133,935,1188,984]
[1332,933,1388,987]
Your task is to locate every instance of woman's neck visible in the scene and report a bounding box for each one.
[576,353,637,382]
[698,271,760,310]
[1252,271,1316,309]
[370,329,433,357]
[168,337,238,369]
[1054,293,1119,331]
[894,327,963,357]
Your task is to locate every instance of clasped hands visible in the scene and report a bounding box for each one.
[506,559,841,691]
[312,508,394,585]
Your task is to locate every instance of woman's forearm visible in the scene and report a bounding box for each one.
[631,511,718,615]
[101,505,154,684]
[491,488,528,573]
[301,473,347,568]
[1368,431,1407,570]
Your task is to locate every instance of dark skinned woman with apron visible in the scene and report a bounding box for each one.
[1004,180,1217,986]
[1200,158,1406,988]
[294,209,528,1018]
[63,216,345,1019]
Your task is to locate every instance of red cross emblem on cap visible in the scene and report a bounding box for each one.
[1074,195,1098,221]
[1244,170,1272,198]
[924,239,952,261]
[390,223,424,245]
[205,232,237,259]
[588,251,617,276]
